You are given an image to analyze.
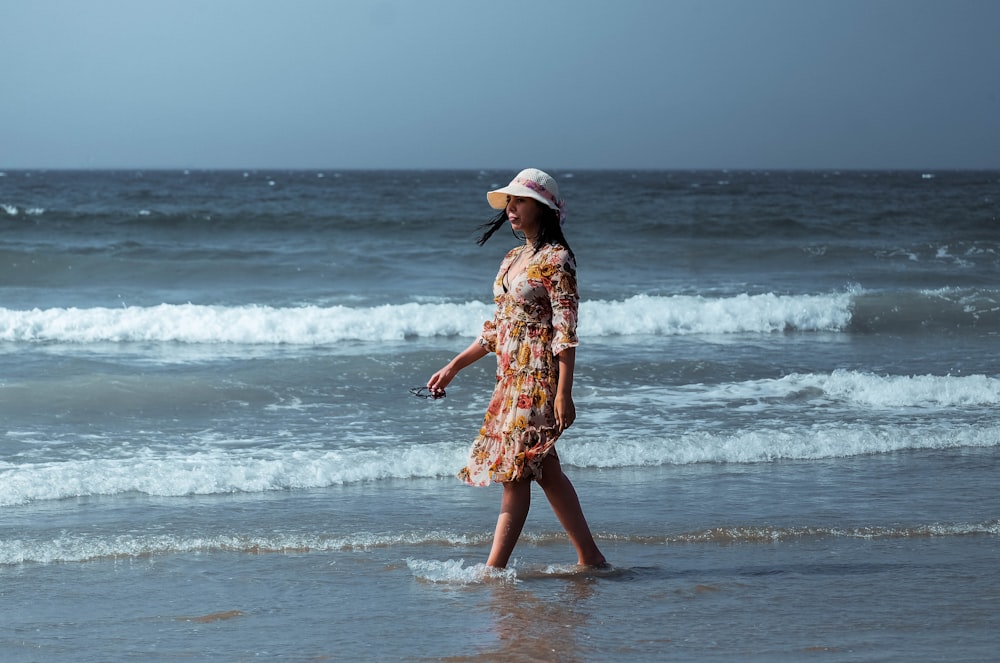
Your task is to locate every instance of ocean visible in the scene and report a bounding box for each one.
[1,168,998,661]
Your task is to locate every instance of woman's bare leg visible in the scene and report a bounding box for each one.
[486,479,532,568]
[537,453,607,567]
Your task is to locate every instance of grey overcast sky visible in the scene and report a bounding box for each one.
[2,0,998,170]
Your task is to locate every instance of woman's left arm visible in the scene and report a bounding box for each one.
[555,346,576,431]
[548,248,579,432]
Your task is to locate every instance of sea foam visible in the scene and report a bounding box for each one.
[5,523,997,567]
[4,419,997,506]
[696,371,1000,409]
[0,531,485,566]
[0,293,852,344]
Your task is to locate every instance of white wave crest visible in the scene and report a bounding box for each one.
[4,421,997,506]
[0,293,852,344]
[584,292,852,335]
[563,423,1000,467]
[698,371,1000,409]
[0,442,468,507]
[0,531,481,566]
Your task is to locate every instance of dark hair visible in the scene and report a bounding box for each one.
[476,198,573,256]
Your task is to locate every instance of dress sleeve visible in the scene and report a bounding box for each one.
[547,248,579,356]
[478,318,497,354]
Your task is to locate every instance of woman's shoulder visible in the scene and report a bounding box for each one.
[540,243,575,267]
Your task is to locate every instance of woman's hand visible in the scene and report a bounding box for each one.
[426,365,457,398]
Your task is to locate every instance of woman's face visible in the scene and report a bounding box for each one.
[505,196,543,238]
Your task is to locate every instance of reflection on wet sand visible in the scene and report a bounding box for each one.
[472,572,599,663]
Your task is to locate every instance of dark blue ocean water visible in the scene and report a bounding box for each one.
[1,169,998,661]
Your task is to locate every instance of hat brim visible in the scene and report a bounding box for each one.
[487,184,559,212]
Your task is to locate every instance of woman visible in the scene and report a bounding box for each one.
[427,168,607,569]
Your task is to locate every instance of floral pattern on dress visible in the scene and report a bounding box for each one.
[457,243,579,486]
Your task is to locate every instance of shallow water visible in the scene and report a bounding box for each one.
[5,451,998,661]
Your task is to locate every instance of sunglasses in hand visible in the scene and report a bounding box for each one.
[409,387,446,400]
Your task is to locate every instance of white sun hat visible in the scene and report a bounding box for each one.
[486,168,566,224]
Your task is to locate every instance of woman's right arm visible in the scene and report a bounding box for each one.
[427,340,490,394]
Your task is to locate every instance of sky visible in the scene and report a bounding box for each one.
[2,0,999,170]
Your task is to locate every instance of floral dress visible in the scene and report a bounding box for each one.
[457,243,579,486]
